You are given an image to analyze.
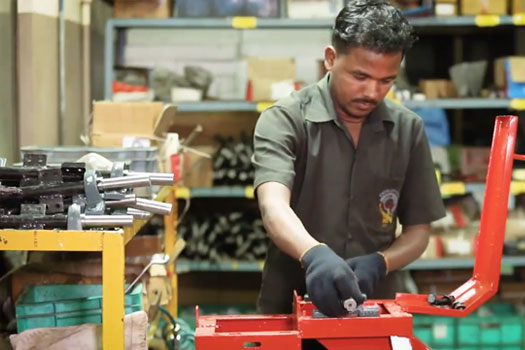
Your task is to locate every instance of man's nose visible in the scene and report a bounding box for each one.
[363,80,380,101]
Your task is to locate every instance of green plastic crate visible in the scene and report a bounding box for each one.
[16,284,143,332]
[457,309,523,347]
[413,315,456,347]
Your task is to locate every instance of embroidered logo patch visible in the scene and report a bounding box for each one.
[379,189,399,227]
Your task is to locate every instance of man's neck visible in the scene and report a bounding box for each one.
[334,103,366,125]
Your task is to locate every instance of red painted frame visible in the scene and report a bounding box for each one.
[195,116,519,349]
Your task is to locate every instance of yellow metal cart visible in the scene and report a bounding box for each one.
[0,185,178,350]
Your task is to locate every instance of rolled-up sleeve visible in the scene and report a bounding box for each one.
[252,106,302,191]
[397,119,446,225]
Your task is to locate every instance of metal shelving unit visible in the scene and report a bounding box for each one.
[106,15,522,30]
[102,17,525,317]
[176,256,525,273]
[175,181,525,199]
[403,98,513,110]
[104,15,525,100]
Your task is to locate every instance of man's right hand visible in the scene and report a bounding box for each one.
[301,244,366,317]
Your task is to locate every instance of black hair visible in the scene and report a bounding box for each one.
[332,0,417,54]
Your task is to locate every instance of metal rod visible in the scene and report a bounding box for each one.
[131,198,172,215]
[128,172,175,186]
[127,208,152,220]
[105,196,137,207]
[81,214,134,227]
[98,175,151,190]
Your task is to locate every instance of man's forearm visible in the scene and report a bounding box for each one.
[382,223,430,271]
[259,200,319,261]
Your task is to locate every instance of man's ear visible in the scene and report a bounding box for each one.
[324,45,336,71]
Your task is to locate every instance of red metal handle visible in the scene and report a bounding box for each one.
[396,115,519,317]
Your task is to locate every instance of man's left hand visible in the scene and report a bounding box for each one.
[345,252,387,298]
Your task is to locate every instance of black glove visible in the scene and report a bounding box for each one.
[302,244,366,317]
[345,252,387,299]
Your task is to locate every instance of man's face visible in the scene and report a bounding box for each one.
[325,46,403,119]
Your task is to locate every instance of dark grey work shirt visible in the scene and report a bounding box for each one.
[252,73,446,314]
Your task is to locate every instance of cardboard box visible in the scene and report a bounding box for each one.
[461,0,507,14]
[91,102,177,147]
[147,265,171,306]
[494,57,525,98]
[512,0,525,13]
[419,79,457,99]
[459,147,491,180]
[181,146,215,187]
[125,236,162,257]
[114,0,172,19]
[247,57,296,101]
[420,235,444,259]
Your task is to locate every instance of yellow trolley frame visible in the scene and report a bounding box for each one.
[0,186,178,349]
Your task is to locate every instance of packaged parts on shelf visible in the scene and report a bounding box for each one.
[449,61,487,97]
[512,0,525,13]
[114,0,172,18]
[175,0,280,18]
[494,56,525,98]
[459,147,491,181]
[213,135,254,186]
[179,212,267,262]
[441,230,475,257]
[247,57,296,101]
[91,102,177,147]
[461,0,507,14]
[434,0,458,16]
[419,235,444,259]
[419,79,457,99]
[286,0,344,18]
[435,3,458,16]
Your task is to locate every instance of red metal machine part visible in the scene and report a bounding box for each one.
[195,116,520,349]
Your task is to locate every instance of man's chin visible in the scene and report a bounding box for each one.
[345,108,370,119]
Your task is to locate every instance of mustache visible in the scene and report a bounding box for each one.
[352,98,378,106]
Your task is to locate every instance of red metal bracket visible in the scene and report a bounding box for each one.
[195,292,430,349]
[396,115,520,317]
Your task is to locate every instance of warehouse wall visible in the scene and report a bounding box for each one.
[17,0,60,147]
[0,0,18,163]
[122,28,330,100]
[17,0,87,148]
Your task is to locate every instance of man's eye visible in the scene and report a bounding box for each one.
[354,75,366,81]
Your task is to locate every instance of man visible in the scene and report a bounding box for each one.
[252,0,446,319]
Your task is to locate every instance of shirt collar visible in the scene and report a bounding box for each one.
[304,73,337,123]
[305,72,395,130]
